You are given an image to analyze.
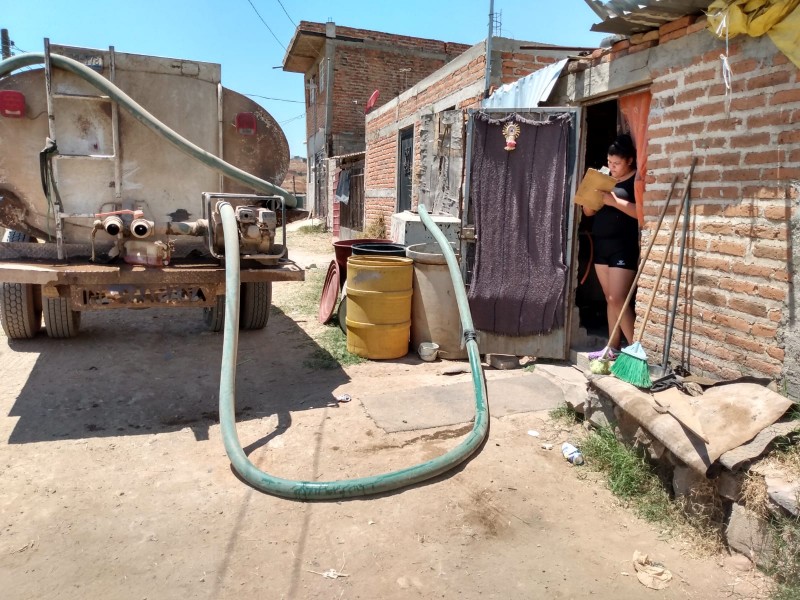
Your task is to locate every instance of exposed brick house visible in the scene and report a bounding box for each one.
[363,37,587,226]
[547,6,799,395]
[281,21,469,230]
[358,4,799,395]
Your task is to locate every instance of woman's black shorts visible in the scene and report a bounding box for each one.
[593,236,639,271]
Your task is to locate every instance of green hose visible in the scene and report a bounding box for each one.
[218,202,489,499]
[0,53,296,208]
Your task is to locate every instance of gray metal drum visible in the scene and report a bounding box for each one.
[406,242,467,360]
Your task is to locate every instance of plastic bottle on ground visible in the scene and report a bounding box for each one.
[561,442,584,465]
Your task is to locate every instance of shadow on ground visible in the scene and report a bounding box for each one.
[4,305,349,443]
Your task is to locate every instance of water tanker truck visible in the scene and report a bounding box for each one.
[0,42,303,338]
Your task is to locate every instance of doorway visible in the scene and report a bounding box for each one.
[574,97,639,346]
[398,126,413,212]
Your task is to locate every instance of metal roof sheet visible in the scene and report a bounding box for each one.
[583,0,712,35]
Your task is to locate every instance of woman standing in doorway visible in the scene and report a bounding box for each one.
[584,134,639,360]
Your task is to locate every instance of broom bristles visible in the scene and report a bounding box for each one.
[611,344,652,389]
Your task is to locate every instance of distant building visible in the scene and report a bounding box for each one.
[280,157,307,209]
[282,21,469,227]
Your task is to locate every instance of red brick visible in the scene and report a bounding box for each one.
[766,347,785,361]
[757,284,787,302]
[744,356,782,377]
[728,297,769,318]
[685,67,717,85]
[725,332,767,354]
[703,153,742,167]
[628,41,657,55]
[730,132,772,148]
[763,205,791,219]
[720,277,757,294]
[748,71,793,90]
[748,111,791,128]
[752,243,789,261]
[658,15,697,37]
[752,323,778,338]
[708,312,753,334]
[778,129,800,144]
[711,240,748,256]
[772,88,800,104]
[687,16,709,35]
[731,96,768,111]
[660,28,689,44]
[724,203,758,217]
[675,87,707,104]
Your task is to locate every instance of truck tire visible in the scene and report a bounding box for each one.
[203,282,272,332]
[204,294,225,332]
[43,296,81,338]
[240,281,271,330]
[0,230,43,339]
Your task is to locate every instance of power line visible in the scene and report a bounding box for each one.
[274,0,296,27]
[244,93,304,103]
[280,112,305,125]
[244,0,286,51]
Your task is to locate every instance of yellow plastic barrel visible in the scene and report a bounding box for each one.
[346,255,413,359]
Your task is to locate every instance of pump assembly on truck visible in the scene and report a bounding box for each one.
[0,41,303,339]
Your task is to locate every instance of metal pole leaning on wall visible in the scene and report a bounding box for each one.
[661,157,697,376]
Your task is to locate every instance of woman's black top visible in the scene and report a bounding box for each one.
[591,175,638,241]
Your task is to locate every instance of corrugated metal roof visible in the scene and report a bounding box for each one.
[583,0,712,35]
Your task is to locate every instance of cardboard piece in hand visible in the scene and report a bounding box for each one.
[573,168,617,211]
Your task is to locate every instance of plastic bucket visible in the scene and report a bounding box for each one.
[345,255,413,359]
[406,242,467,359]
[351,242,407,257]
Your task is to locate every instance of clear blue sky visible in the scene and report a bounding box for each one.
[3,1,606,157]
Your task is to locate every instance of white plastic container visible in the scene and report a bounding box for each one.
[561,442,584,465]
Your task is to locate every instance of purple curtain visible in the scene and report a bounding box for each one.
[467,112,570,336]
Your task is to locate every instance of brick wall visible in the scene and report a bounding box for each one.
[331,46,460,149]
[622,16,799,382]
[364,42,570,231]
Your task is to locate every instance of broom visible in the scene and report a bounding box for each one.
[612,159,696,388]
[588,174,678,375]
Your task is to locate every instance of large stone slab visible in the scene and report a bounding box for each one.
[362,371,566,433]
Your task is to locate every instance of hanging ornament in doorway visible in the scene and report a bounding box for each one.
[502,122,520,151]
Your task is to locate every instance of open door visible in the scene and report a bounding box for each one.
[461,107,581,359]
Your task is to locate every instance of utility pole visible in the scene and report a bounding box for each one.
[483,1,494,98]
[1,29,11,59]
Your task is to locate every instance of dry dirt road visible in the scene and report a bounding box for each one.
[0,231,767,599]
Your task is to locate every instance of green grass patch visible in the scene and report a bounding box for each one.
[304,325,365,370]
[579,427,726,554]
[768,514,800,600]
[294,223,327,235]
[275,266,364,370]
[548,402,578,425]
[581,427,671,512]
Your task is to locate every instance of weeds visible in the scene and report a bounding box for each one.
[295,222,327,235]
[580,427,724,552]
[768,514,800,600]
[304,326,364,369]
[548,402,578,425]
[276,263,364,369]
[361,215,386,239]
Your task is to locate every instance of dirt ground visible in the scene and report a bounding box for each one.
[0,227,770,599]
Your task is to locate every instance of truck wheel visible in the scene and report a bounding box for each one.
[204,294,225,332]
[240,281,271,330]
[0,230,43,339]
[203,282,272,332]
[43,296,81,338]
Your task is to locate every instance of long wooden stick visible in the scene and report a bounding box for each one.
[635,160,697,344]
